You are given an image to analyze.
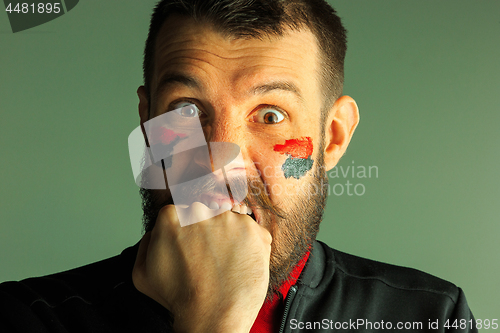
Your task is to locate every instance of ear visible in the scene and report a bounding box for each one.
[137,86,150,141]
[137,86,150,125]
[323,95,359,171]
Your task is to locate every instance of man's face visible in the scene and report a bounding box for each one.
[139,16,330,299]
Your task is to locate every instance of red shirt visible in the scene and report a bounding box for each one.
[250,251,310,333]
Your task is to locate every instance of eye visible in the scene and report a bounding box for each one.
[172,102,202,118]
[254,107,286,124]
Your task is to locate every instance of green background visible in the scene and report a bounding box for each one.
[1,0,499,328]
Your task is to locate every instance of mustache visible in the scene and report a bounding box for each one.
[157,173,286,220]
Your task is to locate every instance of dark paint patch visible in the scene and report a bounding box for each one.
[273,137,313,159]
[282,156,314,179]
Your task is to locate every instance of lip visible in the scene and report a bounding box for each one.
[198,193,239,207]
[208,167,247,184]
[250,206,260,225]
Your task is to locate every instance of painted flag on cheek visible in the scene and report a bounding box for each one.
[273,137,314,179]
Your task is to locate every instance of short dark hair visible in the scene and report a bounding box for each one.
[143,0,347,116]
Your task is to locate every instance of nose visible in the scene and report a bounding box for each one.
[192,142,245,182]
[193,113,247,179]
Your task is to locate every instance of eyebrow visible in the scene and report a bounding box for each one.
[156,73,201,97]
[156,73,304,105]
[250,80,305,105]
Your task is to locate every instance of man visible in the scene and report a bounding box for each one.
[0,0,477,332]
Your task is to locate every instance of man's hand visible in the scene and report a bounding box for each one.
[132,203,272,333]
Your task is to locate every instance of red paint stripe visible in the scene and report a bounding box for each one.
[150,127,187,145]
[273,137,313,159]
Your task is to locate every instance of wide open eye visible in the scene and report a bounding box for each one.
[254,107,286,124]
[172,102,202,118]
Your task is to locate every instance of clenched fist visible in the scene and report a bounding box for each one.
[132,202,272,333]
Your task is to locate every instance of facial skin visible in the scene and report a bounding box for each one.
[137,16,359,300]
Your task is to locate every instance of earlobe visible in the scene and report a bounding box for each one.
[323,95,359,171]
[137,86,149,125]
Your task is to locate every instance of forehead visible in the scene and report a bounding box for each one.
[151,16,321,103]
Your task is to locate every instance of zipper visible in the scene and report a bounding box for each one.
[279,285,298,333]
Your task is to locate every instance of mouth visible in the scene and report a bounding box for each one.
[248,206,261,225]
[249,211,257,223]
[199,193,234,207]
[197,193,260,224]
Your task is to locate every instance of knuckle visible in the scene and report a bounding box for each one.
[158,204,176,216]
[153,205,180,237]
[190,201,204,208]
[190,201,208,212]
[156,205,177,225]
[260,228,273,244]
[265,233,272,244]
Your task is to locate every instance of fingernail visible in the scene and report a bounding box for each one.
[247,207,253,215]
[231,204,241,213]
[240,205,247,215]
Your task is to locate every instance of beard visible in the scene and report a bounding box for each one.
[139,151,329,302]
